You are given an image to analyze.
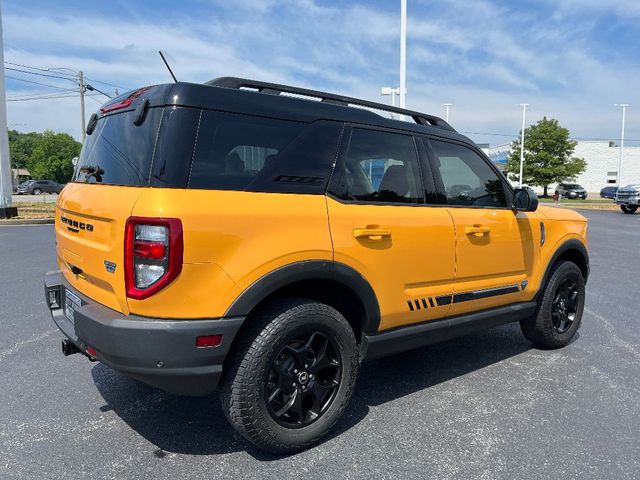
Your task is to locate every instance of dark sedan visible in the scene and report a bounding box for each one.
[555,183,587,200]
[600,186,618,199]
[16,179,63,195]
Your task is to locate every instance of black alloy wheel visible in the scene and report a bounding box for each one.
[520,260,585,349]
[266,332,341,428]
[220,299,359,454]
[551,278,579,334]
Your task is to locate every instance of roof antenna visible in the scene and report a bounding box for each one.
[158,51,178,83]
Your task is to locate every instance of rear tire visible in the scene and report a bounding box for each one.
[621,205,638,214]
[220,298,359,454]
[520,261,585,349]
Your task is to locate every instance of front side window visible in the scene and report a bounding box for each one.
[429,139,508,207]
[330,128,423,204]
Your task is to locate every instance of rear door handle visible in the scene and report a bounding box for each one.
[464,225,491,237]
[353,228,391,239]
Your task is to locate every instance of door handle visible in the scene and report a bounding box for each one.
[353,228,391,239]
[465,225,491,237]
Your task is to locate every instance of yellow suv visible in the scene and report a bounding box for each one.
[45,78,589,453]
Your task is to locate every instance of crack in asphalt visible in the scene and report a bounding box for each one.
[0,330,56,363]
[584,308,640,360]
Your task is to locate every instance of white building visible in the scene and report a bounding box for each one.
[480,140,640,193]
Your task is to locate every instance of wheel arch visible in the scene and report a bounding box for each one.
[224,260,381,339]
[539,239,589,295]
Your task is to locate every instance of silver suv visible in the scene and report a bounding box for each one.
[615,184,640,214]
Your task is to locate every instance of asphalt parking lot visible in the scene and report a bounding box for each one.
[0,209,638,479]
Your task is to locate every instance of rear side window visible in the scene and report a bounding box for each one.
[74,108,163,185]
[189,111,340,193]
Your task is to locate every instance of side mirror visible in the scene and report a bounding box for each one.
[513,187,538,212]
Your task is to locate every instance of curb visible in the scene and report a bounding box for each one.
[0,218,55,225]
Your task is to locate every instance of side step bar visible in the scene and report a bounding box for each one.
[362,301,537,361]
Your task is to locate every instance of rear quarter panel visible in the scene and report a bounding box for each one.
[128,189,333,318]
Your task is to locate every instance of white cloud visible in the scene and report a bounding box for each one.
[3,0,640,146]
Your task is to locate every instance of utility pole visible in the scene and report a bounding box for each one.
[614,104,628,187]
[0,2,17,218]
[79,70,86,140]
[518,103,528,188]
[399,0,407,119]
[442,103,453,123]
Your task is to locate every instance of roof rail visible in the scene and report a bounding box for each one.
[205,77,456,132]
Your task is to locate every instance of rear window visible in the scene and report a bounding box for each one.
[74,108,163,185]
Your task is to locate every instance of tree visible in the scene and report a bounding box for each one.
[26,130,81,184]
[8,130,40,169]
[507,117,586,197]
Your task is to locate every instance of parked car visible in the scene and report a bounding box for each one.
[16,179,63,195]
[555,183,587,200]
[615,184,640,214]
[44,77,589,454]
[600,186,618,199]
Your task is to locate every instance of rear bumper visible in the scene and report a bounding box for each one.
[44,270,244,396]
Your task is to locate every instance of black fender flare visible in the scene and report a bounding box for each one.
[224,260,381,334]
[538,238,589,295]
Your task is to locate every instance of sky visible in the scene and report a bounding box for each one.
[3,0,640,146]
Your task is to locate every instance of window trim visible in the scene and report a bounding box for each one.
[422,136,515,210]
[326,124,431,207]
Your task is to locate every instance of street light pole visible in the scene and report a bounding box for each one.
[399,0,407,116]
[442,103,453,123]
[518,103,528,188]
[381,87,400,119]
[614,104,628,187]
[0,2,17,218]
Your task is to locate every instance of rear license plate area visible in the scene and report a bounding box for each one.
[64,289,82,323]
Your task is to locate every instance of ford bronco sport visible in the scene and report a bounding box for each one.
[45,77,589,453]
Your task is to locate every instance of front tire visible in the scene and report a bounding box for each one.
[621,205,638,214]
[220,298,359,454]
[32,188,42,195]
[520,261,585,349]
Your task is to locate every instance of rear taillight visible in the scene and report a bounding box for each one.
[125,217,183,300]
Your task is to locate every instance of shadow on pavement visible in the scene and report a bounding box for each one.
[92,322,531,460]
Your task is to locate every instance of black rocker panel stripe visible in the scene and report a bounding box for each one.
[453,285,520,303]
[433,284,520,307]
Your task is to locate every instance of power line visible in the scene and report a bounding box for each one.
[7,94,79,102]
[4,61,76,77]
[87,95,105,105]
[4,61,129,91]
[7,92,101,102]
[5,74,77,92]
[4,66,78,82]
[85,76,129,91]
